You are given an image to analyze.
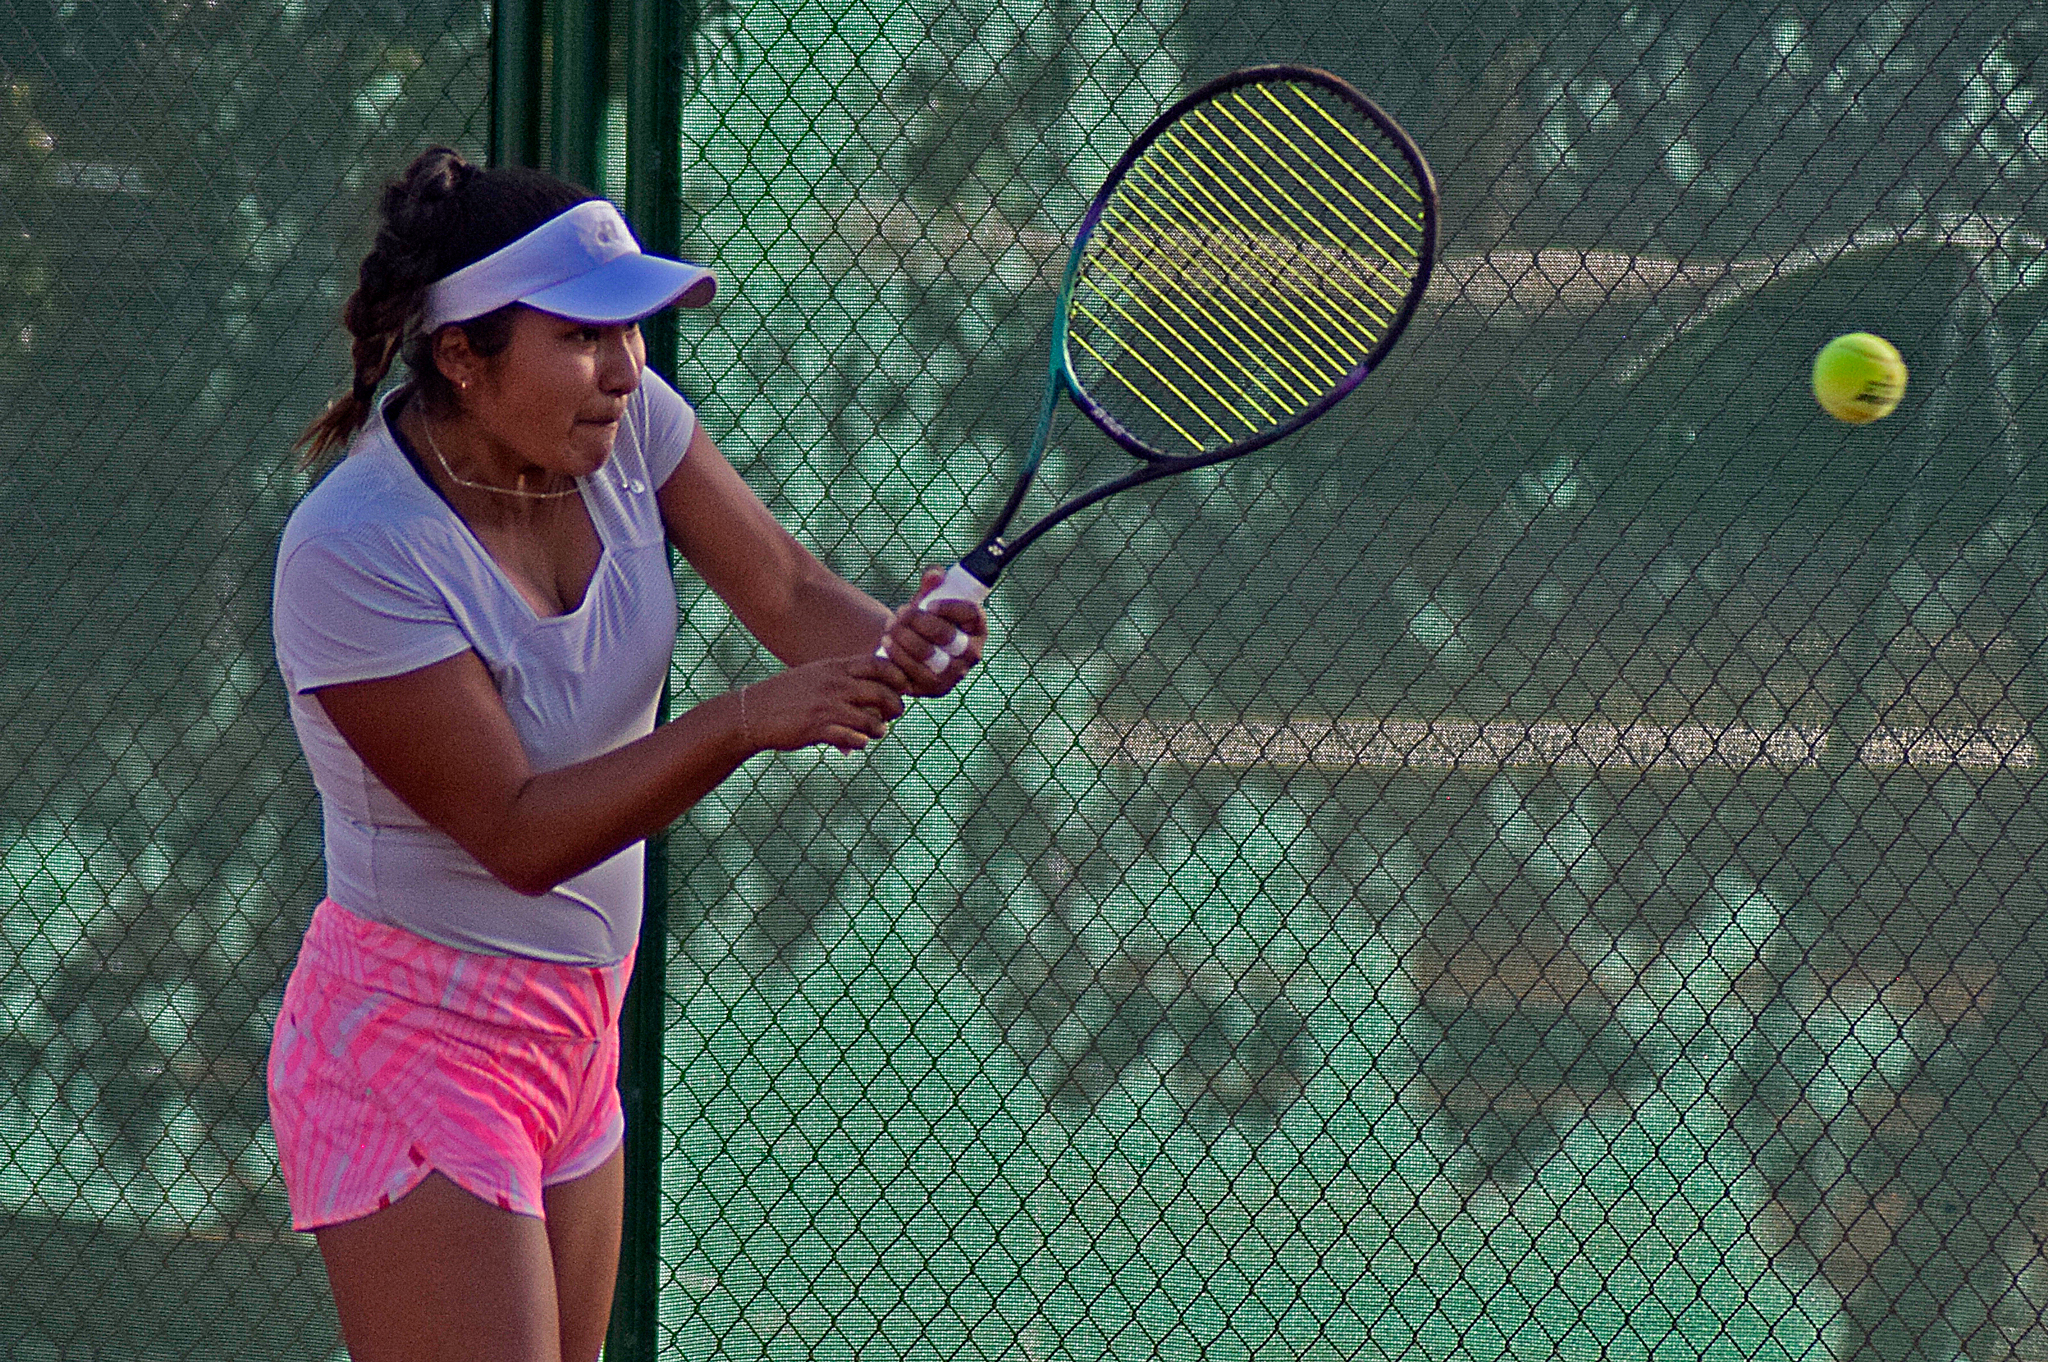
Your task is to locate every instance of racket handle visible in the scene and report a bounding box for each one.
[920,561,996,610]
[877,561,993,669]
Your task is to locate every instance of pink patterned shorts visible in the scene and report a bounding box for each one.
[266,899,632,1231]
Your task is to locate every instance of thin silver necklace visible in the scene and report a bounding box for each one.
[419,413,580,501]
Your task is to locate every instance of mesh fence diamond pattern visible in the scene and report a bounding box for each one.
[1,3,487,1356]
[6,2,2048,1361]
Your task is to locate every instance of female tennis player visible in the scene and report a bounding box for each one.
[266,147,985,1362]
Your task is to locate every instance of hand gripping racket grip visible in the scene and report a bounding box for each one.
[875,561,993,670]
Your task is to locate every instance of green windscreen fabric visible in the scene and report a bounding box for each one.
[3,3,2047,1361]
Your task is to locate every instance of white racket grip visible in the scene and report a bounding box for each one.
[876,562,992,668]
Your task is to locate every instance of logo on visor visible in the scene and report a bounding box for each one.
[580,208,634,262]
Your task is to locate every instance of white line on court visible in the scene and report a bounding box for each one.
[1093,716,2039,772]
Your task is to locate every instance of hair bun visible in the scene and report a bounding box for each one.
[405,146,474,203]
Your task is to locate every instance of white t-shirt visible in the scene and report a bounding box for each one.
[272,372,697,965]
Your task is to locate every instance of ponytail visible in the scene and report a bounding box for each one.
[293,300,408,466]
[293,148,591,467]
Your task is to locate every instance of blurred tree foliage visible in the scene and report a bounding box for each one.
[0,80,57,383]
[4,2,2048,1360]
[0,0,486,1241]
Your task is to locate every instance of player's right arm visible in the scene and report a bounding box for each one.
[657,420,987,689]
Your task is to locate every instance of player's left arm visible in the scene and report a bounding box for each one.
[658,421,984,691]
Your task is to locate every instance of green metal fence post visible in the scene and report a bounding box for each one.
[607,2,695,1355]
[621,0,692,380]
[546,1,607,192]
[491,4,664,1358]
[488,0,542,168]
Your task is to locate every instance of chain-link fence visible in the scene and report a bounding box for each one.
[6,1,2048,1360]
[1,4,489,1356]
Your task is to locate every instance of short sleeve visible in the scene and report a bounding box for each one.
[273,526,474,694]
[635,370,698,489]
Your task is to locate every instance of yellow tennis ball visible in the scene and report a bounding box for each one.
[1811,332,1907,424]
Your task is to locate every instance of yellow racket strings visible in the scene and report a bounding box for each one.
[1070,78,1428,455]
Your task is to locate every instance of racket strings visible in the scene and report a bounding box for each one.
[1111,180,1332,410]
[1219,84,1428,287]
[1094,175,1338,412]
[1134,102,1413,378]
[1159,85,1426,328]
[1069,76,1430,457]
[1164,112,1407,340]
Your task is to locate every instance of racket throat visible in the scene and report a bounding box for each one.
[959,541,1009,587]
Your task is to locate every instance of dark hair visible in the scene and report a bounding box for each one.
[294,147,596,464]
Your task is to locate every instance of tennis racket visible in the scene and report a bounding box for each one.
[892,64,1437,665]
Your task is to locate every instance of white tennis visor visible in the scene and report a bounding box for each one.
[421,199,717,329]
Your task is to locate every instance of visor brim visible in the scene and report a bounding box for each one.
[521,254,717,324]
